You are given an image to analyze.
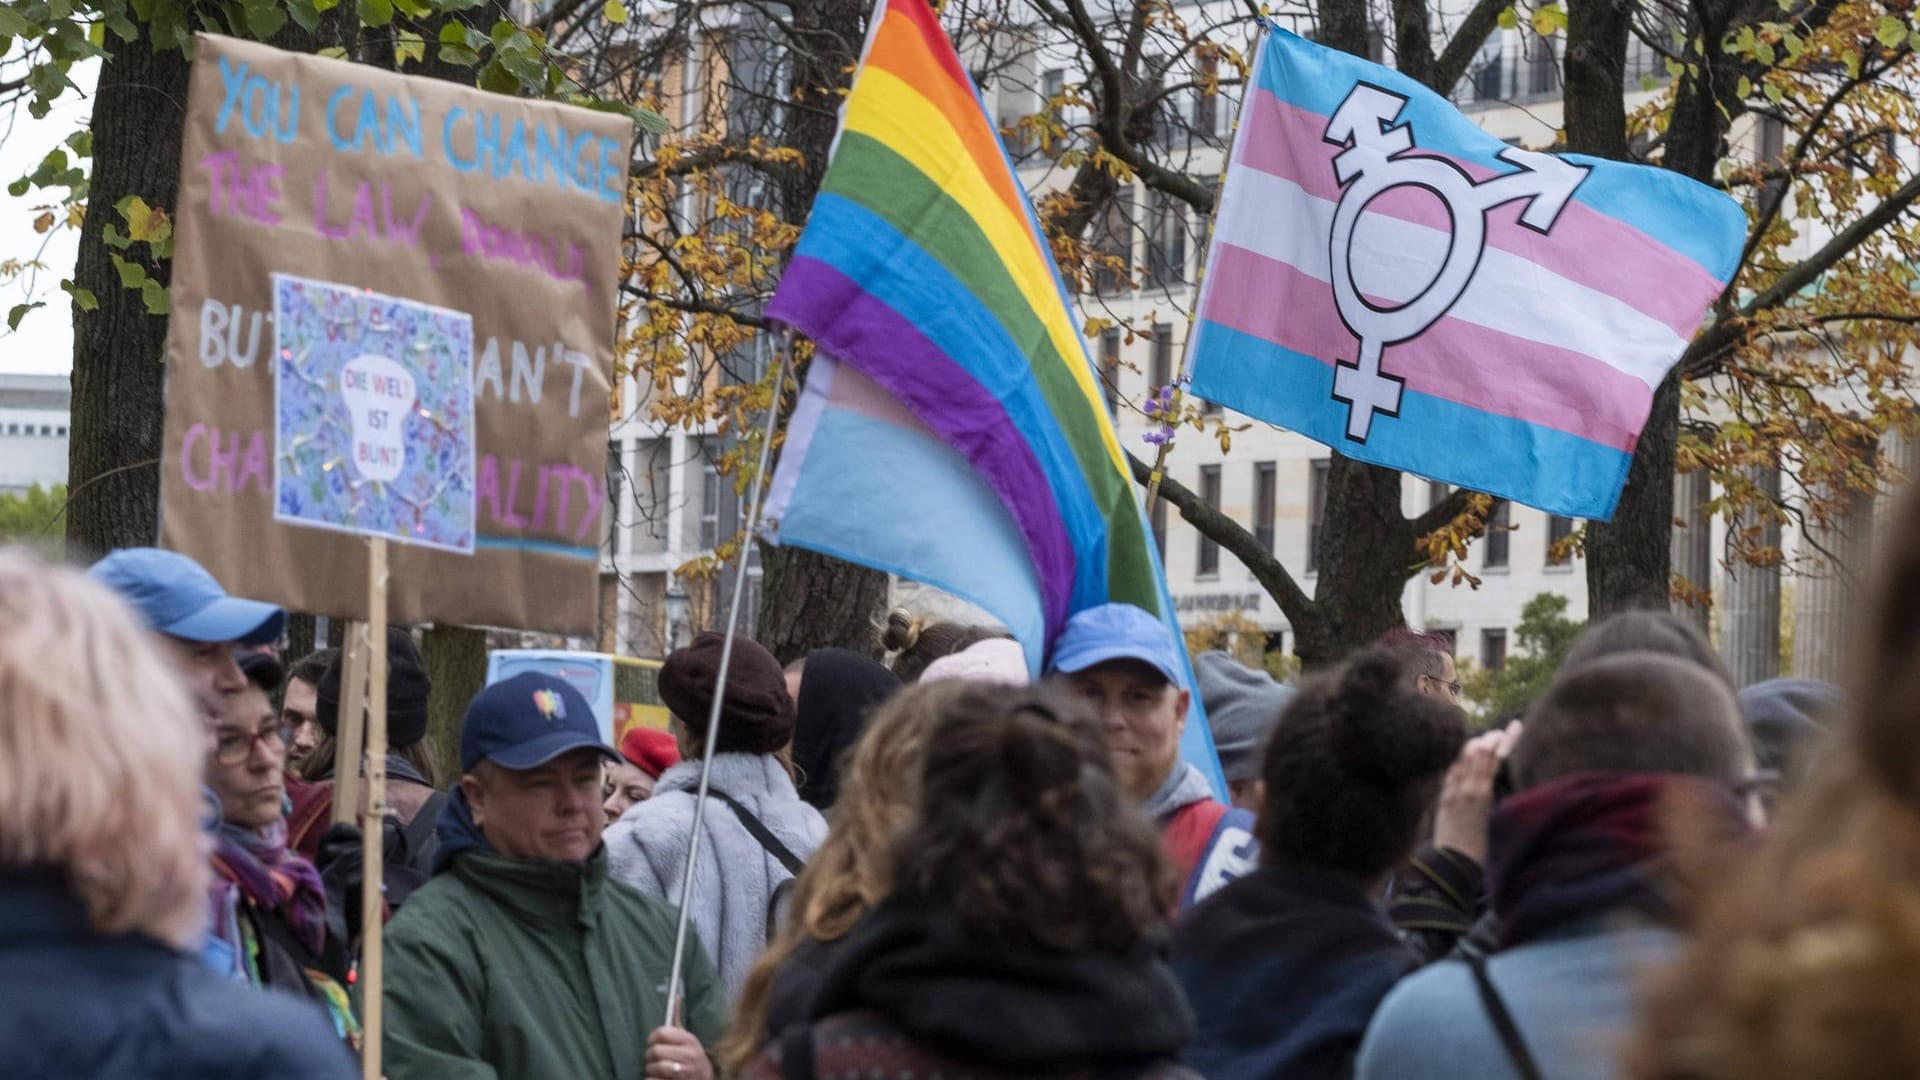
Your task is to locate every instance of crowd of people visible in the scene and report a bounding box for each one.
[10,483,1920,1077]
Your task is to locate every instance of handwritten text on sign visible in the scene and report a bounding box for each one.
[159,35,631,632]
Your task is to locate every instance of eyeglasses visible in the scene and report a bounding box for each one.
[1421,673,1464,698]
[212,723,292,766]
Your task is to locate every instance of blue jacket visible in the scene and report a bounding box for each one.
[0,871,358,1080]
[1355,920,1679,1080]
[1173,865,1418,1080]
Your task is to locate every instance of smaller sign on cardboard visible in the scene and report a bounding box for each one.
[272,274,477,552]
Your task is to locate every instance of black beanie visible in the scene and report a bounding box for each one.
[315,627,433,746]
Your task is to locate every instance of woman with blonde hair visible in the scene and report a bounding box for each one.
[0,549,354,1078]
[716,680,953,1074]
[1629,484,1920,1079]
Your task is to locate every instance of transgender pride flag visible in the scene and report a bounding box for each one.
[1189,27,1746,519]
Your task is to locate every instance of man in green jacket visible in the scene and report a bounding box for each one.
[381,672,728,1079]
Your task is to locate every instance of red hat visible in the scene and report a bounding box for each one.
[619,726,682,779]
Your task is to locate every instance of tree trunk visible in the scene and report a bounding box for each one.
[65,33,190,558]
[1295,456,1410,669]
[423,623,488,783]
[68,21,349,560]
[753,0,891,658]
[755,545,891,664]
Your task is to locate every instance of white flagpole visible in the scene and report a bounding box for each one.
[663,328,792,1022]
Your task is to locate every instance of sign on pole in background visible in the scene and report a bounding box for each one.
[160,35,632,633]
[272,275,477,552]
[1187,26,1747,521]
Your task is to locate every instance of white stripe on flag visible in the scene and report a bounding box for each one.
[1211,165,1690,389]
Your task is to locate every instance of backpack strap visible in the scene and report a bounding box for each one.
[400,789,448,868]
[1465,952,1546,1080]
[709,790,806,877]
[778,1024,817,1080]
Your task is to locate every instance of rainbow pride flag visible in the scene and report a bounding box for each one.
[764,0,1225,793]
[1190,27,1745,520]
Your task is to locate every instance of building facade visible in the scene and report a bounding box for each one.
[0,373,71,497]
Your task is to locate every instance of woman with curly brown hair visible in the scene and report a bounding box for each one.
[1628,485,1920,1080]
[735,682,1201,1080]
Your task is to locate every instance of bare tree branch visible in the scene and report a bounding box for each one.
[1126,450,1315,620]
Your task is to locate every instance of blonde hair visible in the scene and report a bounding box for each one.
[0,549,209,950]
[716,681,960,1075]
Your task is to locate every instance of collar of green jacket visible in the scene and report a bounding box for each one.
[448,845,613,929]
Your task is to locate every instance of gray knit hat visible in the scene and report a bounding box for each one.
[1194,650,1295,784]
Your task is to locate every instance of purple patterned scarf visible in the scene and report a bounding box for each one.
[209,818,330,957]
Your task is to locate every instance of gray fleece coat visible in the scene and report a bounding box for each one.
[603,753,828,1000]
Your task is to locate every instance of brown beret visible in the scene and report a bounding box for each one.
[657,632,795,755]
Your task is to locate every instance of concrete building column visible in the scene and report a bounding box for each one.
[1720,466,1781,687]
[1791,484,1874,683]
[1671,469,1713,634]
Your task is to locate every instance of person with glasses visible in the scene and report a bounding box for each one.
[1379,625,1463,703]
[202,652,359,1045]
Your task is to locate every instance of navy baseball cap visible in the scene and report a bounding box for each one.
[1048,602,1188,689]
[461,672,619,773]
[89,548,284,646]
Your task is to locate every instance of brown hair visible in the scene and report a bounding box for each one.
[1260,646,1465,882]
[1376,626,1453,679]
[302,731,441,787]
[1559,609,1735,691]
[1512,651,1752,791]
[882,608,1003,683]
[1627,487,1920,1079]
[892,683,1168,953]
[717,681,953,1074]
[287,647,337,690]
[0,549,208,950]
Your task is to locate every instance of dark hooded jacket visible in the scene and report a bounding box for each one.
[0,869,357,1080]
[742,898,1201,1080]
[792,649,901,810]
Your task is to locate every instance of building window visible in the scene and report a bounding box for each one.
[1484,501,1510,568]
[1091,193,1131,295]
[699,457,721,551]
[1195,52,1220,138]
[4,424,16,435]
[1100,327,1122,411]
[1308,458,1331,573]
[1146,188,1187,288]
[1547,514,1575,565]
[1151,323,1173,393]
[55,426,66,436]
[996,81,1032,160]
[1429,479,1450,511]
[1482,628,1509,673]
[1527,37,1558,95]
[1254,462,1276,554]
[1041,68,1068,156]
[1197,465,1221,576]
[606,439,624,528]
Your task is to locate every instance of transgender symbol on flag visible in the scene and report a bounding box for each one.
[1325,84,1590,441]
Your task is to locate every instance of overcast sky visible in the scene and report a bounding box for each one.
[0,56,99,378]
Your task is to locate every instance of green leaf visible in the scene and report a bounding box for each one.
[102,224,132,250]
[60,280,97,311]
[287,0,318,30]
[1763,80,1784,104]
[7,303,42,331]
[1842,48,1861,78]
[317,44,347,57]
[356,0,392,27]
[6,177,28,198]
[1876,15,1906,48]
[110,254,148,289]
[603,0,627,23]
[436,43,479,66]
[438,19,466,43]
[392,0,431,17]
[106,12,138,41]
[313,0,339,12]
[1753,39,1774,65]
[141,279,169,315]
[1665,56,1685,79]
[1639,74,1658,91]
[1496,5,1518,30]
[567,95,669,134]
[246,1,286,38]
[1737,75,1752,98]
[0,6,32,36]
[64,129,90,157]
[477,58,518,94]
[394,27,425,65]
[1529,3,1566,35]
[87,20,104,47]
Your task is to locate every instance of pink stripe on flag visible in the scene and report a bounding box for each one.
[1240,91,1724,342]
[1206,242,1653,452]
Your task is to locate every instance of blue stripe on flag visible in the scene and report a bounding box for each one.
[1189,321,1636,520]
[1255,28,1746,283]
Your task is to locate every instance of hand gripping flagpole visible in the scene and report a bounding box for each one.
[663,328,792,1025]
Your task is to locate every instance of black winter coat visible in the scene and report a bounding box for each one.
[0,870,357,1080]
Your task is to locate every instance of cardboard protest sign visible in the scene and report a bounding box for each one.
[160,34,631,633]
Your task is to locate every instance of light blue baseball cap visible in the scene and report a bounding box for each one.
[1047,602,1187,689]
[89,547,284,646]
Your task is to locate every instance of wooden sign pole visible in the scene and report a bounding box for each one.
[332,620,368,828]
[361,536,390,1080]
